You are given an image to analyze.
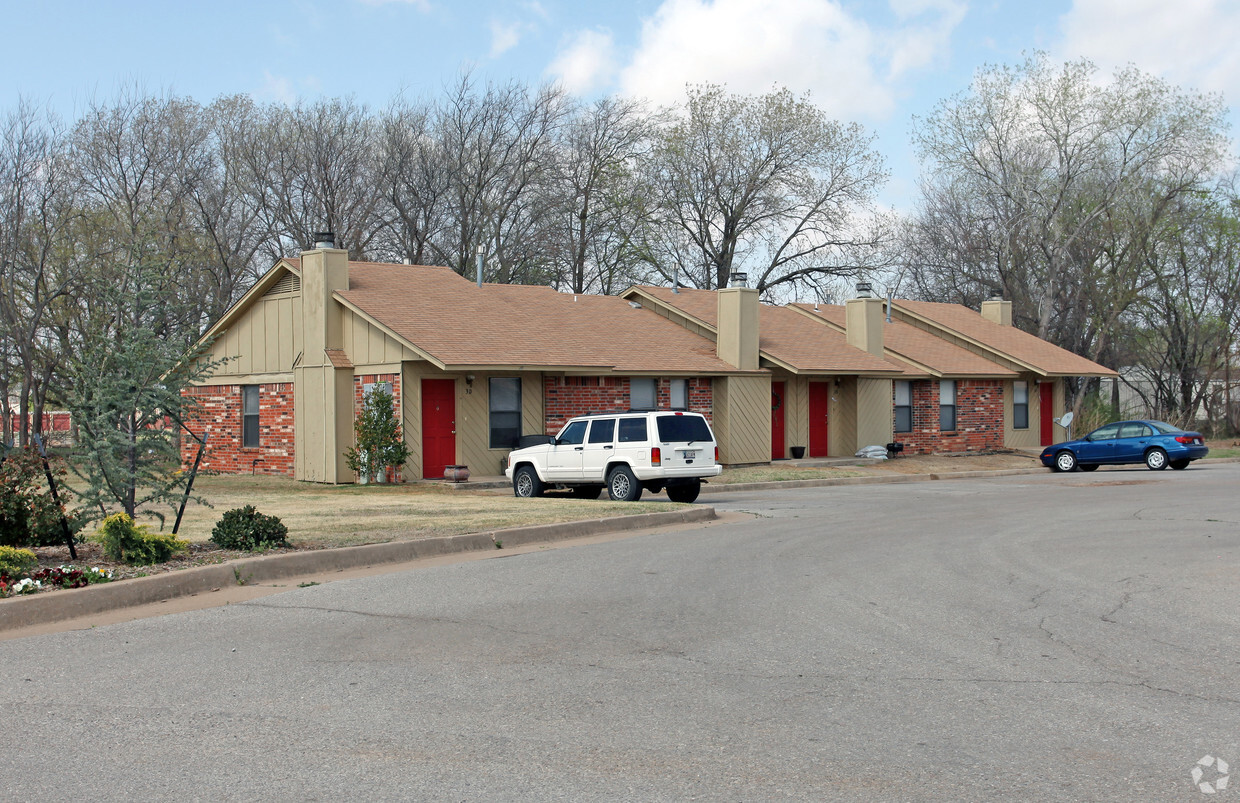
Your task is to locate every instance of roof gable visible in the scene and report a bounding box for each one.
[626,286,908,376]
[791,303,1019,378]
[890,300,1116,377]
[336,264,750,374]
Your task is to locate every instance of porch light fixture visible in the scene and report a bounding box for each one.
[466,374,475,387]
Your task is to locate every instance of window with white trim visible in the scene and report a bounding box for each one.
[670,379,688,410]
[630,378,656,410]
[894,380,912,433]
[939,380,956,431]
[1013,380,1029,429]
[489,377,521,449]
[242,385,260,447]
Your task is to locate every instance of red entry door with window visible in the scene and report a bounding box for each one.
[809,382,830,457]
[771,381,786,459]
[1040,381,1055,447]
[421,378,456,479]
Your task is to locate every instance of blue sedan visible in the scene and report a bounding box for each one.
[1040,420,1209,472]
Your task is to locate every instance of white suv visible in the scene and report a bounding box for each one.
[505,410,722,503]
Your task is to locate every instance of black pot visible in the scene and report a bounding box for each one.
[789,446,806,459]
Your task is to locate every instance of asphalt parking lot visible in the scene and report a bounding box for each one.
[2,463,1238,800]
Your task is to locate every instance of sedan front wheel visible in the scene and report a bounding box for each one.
[1054,450,1078,472]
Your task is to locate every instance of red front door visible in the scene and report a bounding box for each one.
[421,378,456,479]
[771,381,786,459]
[1040,381,1055,446]
[809,382,830,457]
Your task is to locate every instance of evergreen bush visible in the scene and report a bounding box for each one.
[210,506,289,551]
[95,513,188,565]
[0,448,81,548]
[0,546,38,578]
[345,384,409,482]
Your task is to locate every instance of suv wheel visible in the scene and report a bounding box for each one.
[513,465,545,498]
[607,466,643,501]
[666,480,701,504]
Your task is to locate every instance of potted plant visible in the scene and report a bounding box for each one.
[346,384,410,483]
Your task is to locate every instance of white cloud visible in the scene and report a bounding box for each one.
[254,71,298,105]
[615,0,964,120]
[546,29,619,94]
[489,20,524,59]
[1058,0,1240,99]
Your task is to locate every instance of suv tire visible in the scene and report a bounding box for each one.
[666,480,701,504]
[513,465,545,498]
[607,466,643,501]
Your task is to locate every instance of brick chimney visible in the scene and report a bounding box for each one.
[981,297,1012,326]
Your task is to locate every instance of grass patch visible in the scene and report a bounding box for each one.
[161,474,678,547]
[715,465,866,484]
[1206,448,1240,459]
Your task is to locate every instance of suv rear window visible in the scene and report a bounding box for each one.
[656,414,713,443]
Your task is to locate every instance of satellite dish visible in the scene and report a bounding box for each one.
[1058,411,1074,428]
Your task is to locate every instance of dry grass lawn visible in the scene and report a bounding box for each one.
[167,473,676,547]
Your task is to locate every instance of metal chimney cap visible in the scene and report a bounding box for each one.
[728,272,749,288]
[855,281,873,298]
[312,231,336,249]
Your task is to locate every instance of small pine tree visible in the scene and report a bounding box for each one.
[345,385,410,482]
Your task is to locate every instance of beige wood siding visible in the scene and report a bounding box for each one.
[781,374,809,454]
[831,377,858,456]
[343,309,419,366]
[856,378,894,448]
[400,363,426,482]
[292,364,352,483]
[713,375,771,465]
[1004,376,1039,449]
[205,293,300,378]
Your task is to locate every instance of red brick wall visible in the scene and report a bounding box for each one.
[181,383,295,476]
[543,376,714,433]
[353,374,402,416]
[893,379,1004,454]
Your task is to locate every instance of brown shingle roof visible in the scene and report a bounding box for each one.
[630,286,907,375]
[891,300,1116,377]
[792,304,1019,378]
[335,264,748,374]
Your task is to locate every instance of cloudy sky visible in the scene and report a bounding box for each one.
[4,0,1236,208]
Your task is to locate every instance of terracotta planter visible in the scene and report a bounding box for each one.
[444,465,470,483]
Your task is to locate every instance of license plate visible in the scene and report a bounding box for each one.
[683,450,698,459]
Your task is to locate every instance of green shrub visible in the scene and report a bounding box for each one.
[0,448,82,548]
[94,513,188,565]
[210,506,289,551]
[0,546,37,578]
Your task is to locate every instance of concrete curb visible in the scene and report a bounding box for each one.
[0,507,717,633]
[701,467,1048,493]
